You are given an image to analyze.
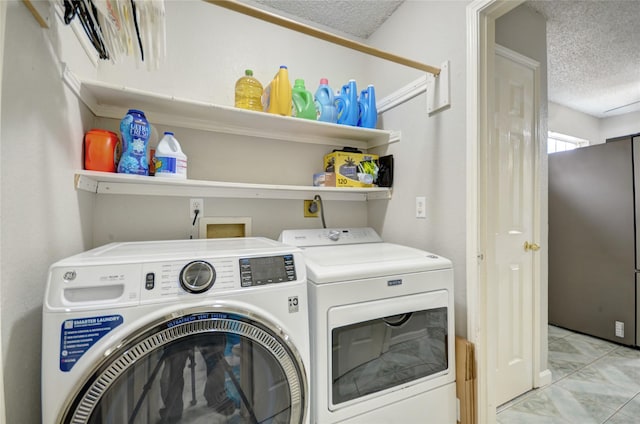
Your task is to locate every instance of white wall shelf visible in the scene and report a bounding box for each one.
[75,170,392,201]
[67,66,395,201]
[63,67,400,151]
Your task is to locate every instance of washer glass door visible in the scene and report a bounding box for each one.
[61,310,307,424]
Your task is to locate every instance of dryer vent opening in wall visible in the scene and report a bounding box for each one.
[199,217,252,239]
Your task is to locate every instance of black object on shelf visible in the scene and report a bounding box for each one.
[332,147,362,153]
[377,155,394,187]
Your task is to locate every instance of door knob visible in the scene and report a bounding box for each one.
[524,241,540,252]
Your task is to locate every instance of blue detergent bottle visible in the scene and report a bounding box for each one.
[358,85,378,128]
[314,78,338,123]
[117,109,150,175]
[335,80,359,126]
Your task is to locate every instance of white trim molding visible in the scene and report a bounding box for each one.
[376,60,450,116]
[0,3,7,423]
[466,1,524,424]
[376,74,427,114]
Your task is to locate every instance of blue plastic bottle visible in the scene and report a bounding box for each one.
[314,78,338,123]
[335,80,359,126]
[117,109,150,175]
[358,85,378,129]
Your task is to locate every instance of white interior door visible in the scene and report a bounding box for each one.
[488,45,539,406]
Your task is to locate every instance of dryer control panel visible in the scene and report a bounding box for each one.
[279,227,383,247]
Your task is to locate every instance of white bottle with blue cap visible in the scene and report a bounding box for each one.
[154,131,187,178]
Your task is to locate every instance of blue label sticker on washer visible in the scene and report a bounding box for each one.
[59,315,123,372]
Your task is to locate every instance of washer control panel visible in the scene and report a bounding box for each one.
[45,238,305,311]
[240,254,296,287]
[141,258,234,300]
[139,254,297,300]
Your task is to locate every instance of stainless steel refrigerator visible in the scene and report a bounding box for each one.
[549,133,640,347]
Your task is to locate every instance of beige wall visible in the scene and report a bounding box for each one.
[600,110,640,142]
[1,2,96,422]
[549,101,601,144]
[0,2,6,422]
[366,0,470,337]
[548,101,640,145]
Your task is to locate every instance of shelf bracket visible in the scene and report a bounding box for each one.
[75,174,98,193]
[366,189,393,201]
[427,60,451,115]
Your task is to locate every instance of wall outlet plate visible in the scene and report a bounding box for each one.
[304,200,319,217]
[190,198,204,222]
[416,196,426,219]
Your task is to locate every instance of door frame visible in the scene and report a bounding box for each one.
[0,2,7,423]
[466,1,550,422]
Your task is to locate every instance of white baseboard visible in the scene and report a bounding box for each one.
[536,369,552,388]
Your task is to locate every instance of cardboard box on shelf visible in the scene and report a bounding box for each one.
[455,336,477,424]
[323,151,379,188]
[313,172,336,187]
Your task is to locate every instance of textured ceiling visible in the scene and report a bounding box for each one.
[526,0,640,118]
[247,0,640,118]
[250,0,404,39]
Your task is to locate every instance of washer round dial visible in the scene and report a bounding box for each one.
[180,260,216,293]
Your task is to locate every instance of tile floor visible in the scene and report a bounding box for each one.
[497,325,640,423]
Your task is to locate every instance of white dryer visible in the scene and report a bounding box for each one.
[42,238,310,424]
[279,228,456,424]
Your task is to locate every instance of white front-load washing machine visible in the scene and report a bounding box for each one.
[42,238,310,424]
[280,228,456,424]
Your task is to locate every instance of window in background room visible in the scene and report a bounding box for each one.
[548,131,589,154]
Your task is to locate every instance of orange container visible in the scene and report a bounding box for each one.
[84,129,121,172]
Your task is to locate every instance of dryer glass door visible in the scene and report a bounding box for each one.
[61,310,307,424]
[328,290,449,407]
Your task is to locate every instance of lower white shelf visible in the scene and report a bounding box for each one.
[74,170,392,201]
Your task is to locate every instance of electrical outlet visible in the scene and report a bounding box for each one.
[416,196,426,219]
[304,200,319,217]
[190,198,204,221]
